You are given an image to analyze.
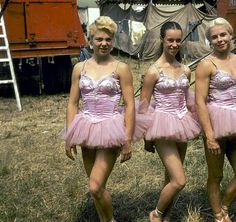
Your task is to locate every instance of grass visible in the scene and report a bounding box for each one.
[0,56,235,222]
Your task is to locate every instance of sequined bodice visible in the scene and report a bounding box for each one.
[153,72,189,118]
[79,72,121,120]
[208,70,236,109]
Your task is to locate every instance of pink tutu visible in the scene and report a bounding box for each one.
[145,110,201,142]
[62,112,126,150]
[133,100,154,141]
[186,90,198,120]
[208,104,236,139]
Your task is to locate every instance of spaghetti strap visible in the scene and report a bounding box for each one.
[152,63,162,77]
[204,58,218,69]
[115,61,120,72]
[209,59,217,68]
[153,63,160,72]
[81,60,87,72]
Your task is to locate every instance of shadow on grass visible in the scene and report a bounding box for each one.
[73,187,224,222]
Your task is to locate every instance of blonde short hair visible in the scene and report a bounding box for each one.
[206,17,233,41]
[89,16,117,39]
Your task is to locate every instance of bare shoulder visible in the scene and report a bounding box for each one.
[145,64,159,80]
[116,61,130,71]
[196,58,213,77]
[72,61,86,76]
[198,58,212,68]
[115,61,132,78]
[231,53,236,61]
[183,64,191,77]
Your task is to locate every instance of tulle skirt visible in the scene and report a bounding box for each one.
[133,100,154,141]
[134,97,201,142]
[145,110,201,142]
[208,104,236,139]
[62,112,126,150]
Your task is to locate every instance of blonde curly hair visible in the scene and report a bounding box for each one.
[89,16,118,40]
[206,17,233,42]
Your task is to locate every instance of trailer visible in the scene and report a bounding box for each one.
[0,0,86,94]
[217,0,236,35]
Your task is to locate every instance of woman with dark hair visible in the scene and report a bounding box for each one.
[62,16,135,222]
[139,21,200,222]
[195,17,236,222]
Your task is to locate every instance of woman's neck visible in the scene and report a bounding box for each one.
[92,54,112,64]
[158,54,179,66]
[213,50,232,61]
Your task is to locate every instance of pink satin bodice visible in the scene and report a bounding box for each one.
[153,72,189,118]
[79,72,121,122]
[208,70,236,109]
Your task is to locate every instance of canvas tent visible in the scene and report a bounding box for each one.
[98,0,216,4]
[100,2,217,61]
[78,0,100,33]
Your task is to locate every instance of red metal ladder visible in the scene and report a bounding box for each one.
[0,12,22,111]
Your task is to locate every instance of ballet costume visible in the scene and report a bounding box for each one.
[62,62,127,149]
[206,63,236,139]
[136,67,201,142]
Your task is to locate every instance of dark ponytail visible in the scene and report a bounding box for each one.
[159,21,183,62]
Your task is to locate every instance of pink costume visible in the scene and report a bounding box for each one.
[206,61,236,139]
[143,66,201,142]
[62,61,127,149]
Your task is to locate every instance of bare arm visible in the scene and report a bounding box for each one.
[65,62,82,160]
[118,62,135,163]
[195,60,220,154]
[66,63,82,128]
[139,66,158,152]
[140,66,158,104]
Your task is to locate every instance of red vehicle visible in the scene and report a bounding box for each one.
[217,0,236,35]
[1,0,86,94]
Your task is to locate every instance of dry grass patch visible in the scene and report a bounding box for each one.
[0,56,235,222]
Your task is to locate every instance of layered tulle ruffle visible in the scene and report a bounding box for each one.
[134,96,200,142]
[208,104,236,139]
[133,100,154,141]
[145,110,201,142]
[62,112,126,150]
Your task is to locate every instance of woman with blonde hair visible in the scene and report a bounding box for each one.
[62,16,135,222]
[195,17,236,222]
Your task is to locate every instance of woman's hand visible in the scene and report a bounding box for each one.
[65,144,77,160]
[120,140,132,163]
[206,137,221,155]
